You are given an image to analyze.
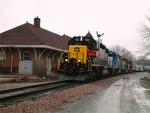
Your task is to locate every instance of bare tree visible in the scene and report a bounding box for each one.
[138,15,150,57]
[110,45,136,61]
[110,45,125,56]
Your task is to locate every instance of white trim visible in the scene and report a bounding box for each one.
[52,52,59,61]
[0,48,6,60]
[33,48,38,60]
[46,50,53,59]
[16,48,22,60]
[0,45,68,52]
[0,50,4,60]
[39,48,47,60]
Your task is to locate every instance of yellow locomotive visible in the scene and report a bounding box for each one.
[59,34,110,80]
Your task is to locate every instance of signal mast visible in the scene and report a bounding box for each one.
[96,31,104,50]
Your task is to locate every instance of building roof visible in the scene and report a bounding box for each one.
[0,22,71,52]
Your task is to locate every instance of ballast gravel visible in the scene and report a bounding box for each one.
[0,75,131,113]
[0,81,57,90]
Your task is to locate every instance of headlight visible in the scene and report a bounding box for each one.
[65,59,68,62]
[80,36,83,41]
[78,59,81,62]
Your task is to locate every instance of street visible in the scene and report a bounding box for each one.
[51,72,150,113]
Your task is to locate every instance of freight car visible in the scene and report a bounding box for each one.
[136,65,143,72]
[58,34,134,80]
[143,66,150,72]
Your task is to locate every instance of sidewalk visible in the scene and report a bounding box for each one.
[0,73,60,83]
[0,74,41,83]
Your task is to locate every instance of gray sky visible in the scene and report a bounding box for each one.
[0,0,150,57]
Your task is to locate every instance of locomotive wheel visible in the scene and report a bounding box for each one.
[110,68,115,76]
[88,71,95,79]
[108,68,112,76]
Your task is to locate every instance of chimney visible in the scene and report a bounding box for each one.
[34,16,41,28]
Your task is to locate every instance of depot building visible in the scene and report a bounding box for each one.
[0,17,71,75]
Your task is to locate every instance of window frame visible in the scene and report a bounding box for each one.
[23,51,30,60]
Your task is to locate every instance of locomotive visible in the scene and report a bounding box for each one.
[58,33,134,80]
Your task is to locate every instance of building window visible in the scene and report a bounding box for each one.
[23,51,29,60]
[0,51,4,60]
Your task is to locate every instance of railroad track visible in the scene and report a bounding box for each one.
[0,80,80,107]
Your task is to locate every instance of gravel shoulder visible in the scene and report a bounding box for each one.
[47,88,106,113]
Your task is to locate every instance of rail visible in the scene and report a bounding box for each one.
[0,80,79,107]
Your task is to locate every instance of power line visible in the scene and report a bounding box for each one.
[103,39,138,43]
[129,50,140,53]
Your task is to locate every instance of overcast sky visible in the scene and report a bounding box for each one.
[0,0,150,57]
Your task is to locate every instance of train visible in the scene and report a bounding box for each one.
[58,33,142,80]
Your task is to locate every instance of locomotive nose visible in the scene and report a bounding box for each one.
[69,58,76,63]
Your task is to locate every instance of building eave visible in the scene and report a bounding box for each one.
[0,45,68,52]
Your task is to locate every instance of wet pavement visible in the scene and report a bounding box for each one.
[50,72,150,113]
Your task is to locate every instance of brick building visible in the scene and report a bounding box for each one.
[0,17,71,75]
